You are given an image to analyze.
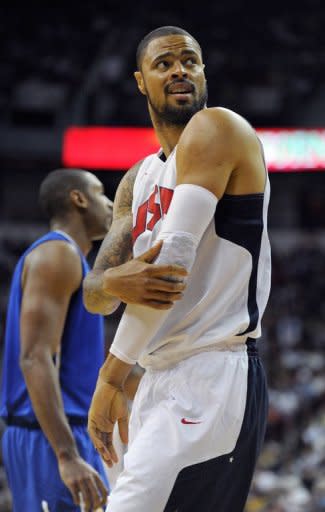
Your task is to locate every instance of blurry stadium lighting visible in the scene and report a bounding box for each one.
[63,127,325,171]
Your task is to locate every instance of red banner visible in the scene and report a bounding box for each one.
[63,126,325,171]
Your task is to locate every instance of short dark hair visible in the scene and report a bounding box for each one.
[39,168,90,220]
[136,26,201,69]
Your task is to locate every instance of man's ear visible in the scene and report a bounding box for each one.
[134,71,146,96]
[70,189,88,209]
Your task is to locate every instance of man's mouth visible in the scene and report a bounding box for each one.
[167,81,194,96]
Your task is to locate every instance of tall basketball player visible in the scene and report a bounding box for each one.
[83,26,271,512]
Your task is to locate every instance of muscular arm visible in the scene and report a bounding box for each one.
[88,108,267,466]
[83,160,187,315]
[20,242,107,507]
[105,108,264,367]
[176,107,266,196]
[20,241,82,460]
[83,163,138,315]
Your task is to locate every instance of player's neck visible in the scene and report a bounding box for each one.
[50,219,92,256]
[150,115,185,157]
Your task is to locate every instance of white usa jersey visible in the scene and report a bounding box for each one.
[132,148,271,370]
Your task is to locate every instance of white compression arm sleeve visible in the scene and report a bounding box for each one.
[110,184,218,365]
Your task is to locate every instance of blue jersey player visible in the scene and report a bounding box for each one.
[1,169,112,511]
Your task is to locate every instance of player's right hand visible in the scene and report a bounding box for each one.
[88,378,129,468]
[102,241,188,309]
[58,455,108,511]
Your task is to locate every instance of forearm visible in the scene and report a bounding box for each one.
[20,353,79,460]
[83,269,121,315]
[110,184,218,365]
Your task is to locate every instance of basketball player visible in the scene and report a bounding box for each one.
[83,26,271,512]
[0,169,112,511]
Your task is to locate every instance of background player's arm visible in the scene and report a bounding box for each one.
[20,242,107,509]
[83,161,187,315]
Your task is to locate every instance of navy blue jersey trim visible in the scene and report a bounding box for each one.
[214,194,264,335]
[158,150,167,162]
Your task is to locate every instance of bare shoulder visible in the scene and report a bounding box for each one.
[23,240,82,292]
[178,107,260,167]
[176,108,263,197]
[184,107,257,141]
[113,159,145,219]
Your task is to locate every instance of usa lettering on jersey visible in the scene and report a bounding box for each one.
[133,186,174,242]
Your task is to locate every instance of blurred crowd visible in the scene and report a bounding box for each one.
[1,0,325,130]
[245,236,325,511]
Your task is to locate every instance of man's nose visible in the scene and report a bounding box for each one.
[171,61,187,78]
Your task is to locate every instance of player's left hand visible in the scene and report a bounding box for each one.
[88,378,129,467]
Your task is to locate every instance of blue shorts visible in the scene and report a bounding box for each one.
[2,424,109,512]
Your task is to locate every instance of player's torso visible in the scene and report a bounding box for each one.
[132,149,271,370]
[0,232,104,420]
[132,150,177,251]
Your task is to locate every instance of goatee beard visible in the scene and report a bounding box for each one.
[148,89,208,126]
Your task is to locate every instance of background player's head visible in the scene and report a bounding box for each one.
[134,26,207,126]
[39,169,112,240]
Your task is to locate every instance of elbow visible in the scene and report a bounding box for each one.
[82,274,100,313]
[82,275,120,316]
[82,288,120,316]
[82,277,98,313]
[19,350,43,374]
[82,287,103,314]
[82,289,97,314]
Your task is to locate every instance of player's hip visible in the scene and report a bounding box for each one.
[132,346,262,455]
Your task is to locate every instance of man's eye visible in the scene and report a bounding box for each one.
[185,58,196,66]
[157,61,169,70]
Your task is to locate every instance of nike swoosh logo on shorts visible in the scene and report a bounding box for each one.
[181,418,202,425]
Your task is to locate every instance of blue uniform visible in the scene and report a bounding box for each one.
[0,231,108,511]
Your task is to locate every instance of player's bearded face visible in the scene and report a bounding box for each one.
[146,80,208,125]
[138,35,207,126]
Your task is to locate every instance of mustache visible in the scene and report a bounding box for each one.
[165,79,195,94]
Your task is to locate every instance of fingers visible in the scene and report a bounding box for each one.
[142,300,174,310]
[149,264,188,278]
[77,482,94,511]
[144,291,183,302]
[88,421,116,465]
[146,278,186,293]
[100,436,118,468]
[93,473,109,506]
[140,279,185,308]
[138,241,163,263]
[118,416,129,445]
[69,481,81,507]
[69,480,107,512]
[78,475,107,511]
[89,423,118,468]
[96,436,117,467]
